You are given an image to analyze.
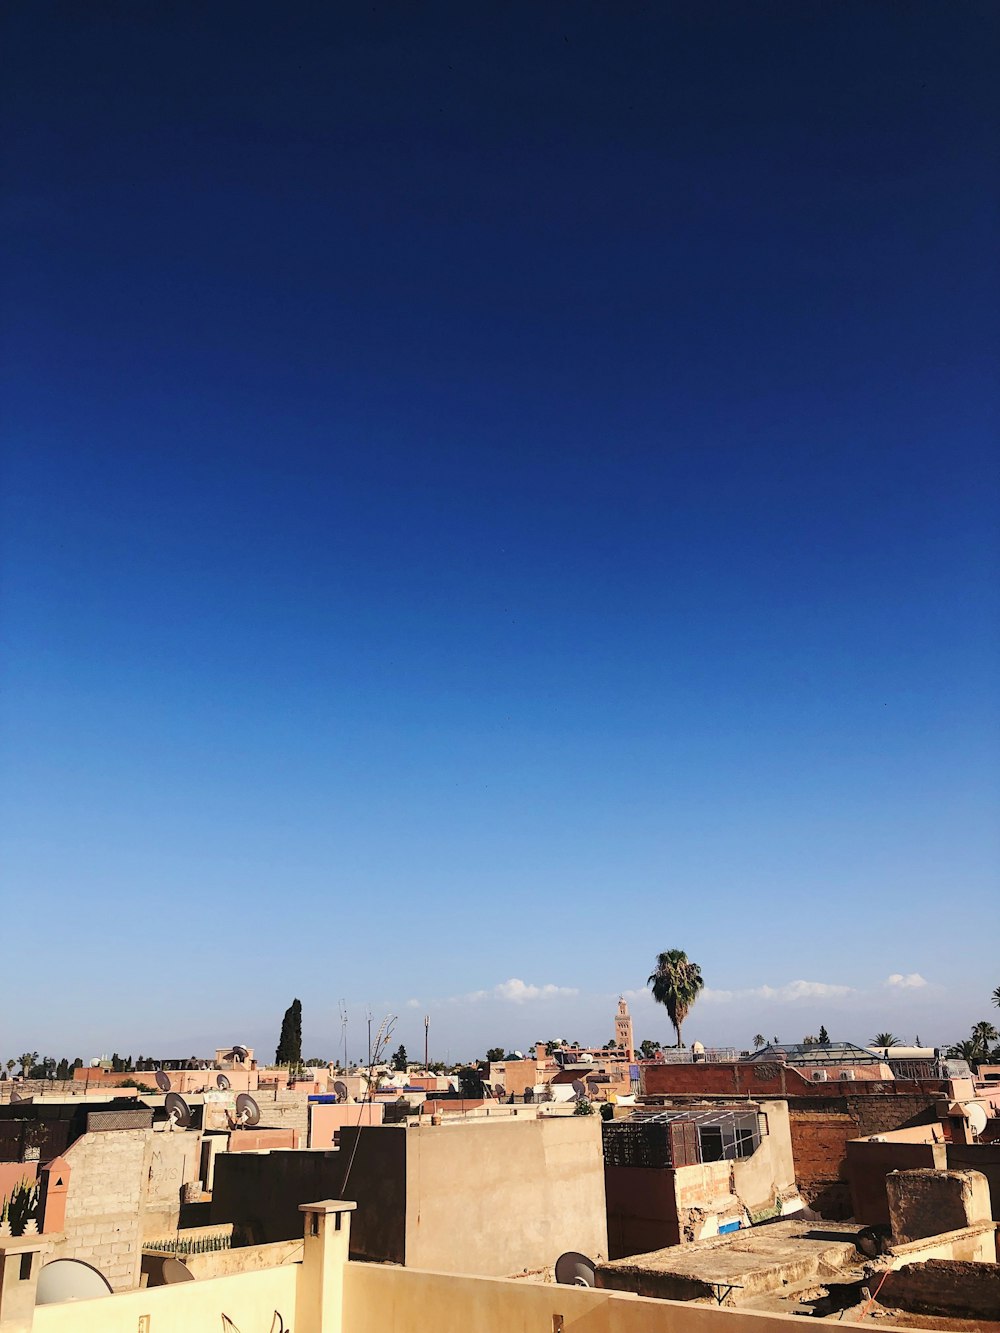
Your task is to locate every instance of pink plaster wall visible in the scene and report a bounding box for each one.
[309,1102,384,1148]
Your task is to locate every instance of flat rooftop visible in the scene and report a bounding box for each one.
[598,1219,863,1304]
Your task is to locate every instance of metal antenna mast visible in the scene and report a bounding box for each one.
[424,1013,430,1069]
[339,999,348,1072]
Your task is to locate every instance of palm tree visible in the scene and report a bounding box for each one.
[753,1033,766,1049]
[18,1052,38,1078]
[647,950,704,1049]
[949,1039,981,1066]
[992,985,1000,1009]
[972,1020,999,1051]
[871,1032,898,1048]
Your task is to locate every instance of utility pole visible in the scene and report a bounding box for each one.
[424,1014,430,1069]
[365,1007,373,1068]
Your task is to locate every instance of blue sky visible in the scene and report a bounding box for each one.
[2,3,997,1065]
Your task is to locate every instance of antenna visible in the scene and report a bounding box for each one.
[365,1006,373,1067]
[339,999,348,1072]
[555,1252,597,1287]
[216,1074,231,1091]
[334,1080,349,1103]
[234,1093,261,1128]
[164,1093,193,1129]
[36,1259,114,1304]
[424,1013,430,1069]
[155,1069,172,1093]
[161,1257,196,1283]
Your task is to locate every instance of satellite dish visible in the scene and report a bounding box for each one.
[964,1103,988,1136]
[334,1080,349,1102]
[216,1074,231,1091]
[223,1046,249,1064]
[513,1050,524,1060]
[495,1084,506,1098]
[578,1052,594,1064]
[161,1257,196,1284]
[235,1093,261,1127]
[571,1079,587,1099]
[36,1258,114,1304]
[155,1070,171,1092]
[10,1089,30,1104]
[555,1252,597,1287]
[164,1093,193,1128]
[692,1041,705,1054]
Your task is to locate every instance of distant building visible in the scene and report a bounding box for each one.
[615,997,635,1062]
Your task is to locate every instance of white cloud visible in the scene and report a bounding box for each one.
[885,973,927,990]
[454,978,579,1005]
[702,979,854,1004]
[405,998,421,1009]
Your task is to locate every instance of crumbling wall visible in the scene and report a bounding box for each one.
[887,1168,991,1244]
[879,1259,1000,1319]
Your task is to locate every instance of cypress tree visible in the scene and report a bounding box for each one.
[275,998,303,1065]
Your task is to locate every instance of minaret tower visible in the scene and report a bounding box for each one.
[615,996,635,1060]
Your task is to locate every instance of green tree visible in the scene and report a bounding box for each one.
[752,1034,766,1049]
[573,1096,595,1116]
[971,1020,998,1053]
[485,1047,505,1063]
[275,998,303,1066]
[647,950,704,1048]
[391,1044,408,1072]
[948,1039,980,1065]
[638,1039,660,1059]
[18,1052,38,1078]
[818,1025,830,1044]
[457,1067,483,1098]
[992,985,1000,1009]
[871,1032,898,1048]
[56,1058,69,1080]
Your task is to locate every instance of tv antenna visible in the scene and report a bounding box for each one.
[365,1006,373,1067]
[339,999,348,1072]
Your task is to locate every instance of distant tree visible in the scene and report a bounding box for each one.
[818,1025,830,1044]
[802,1035,818,1046]
[752,1034,766,1049]
[971,1021,998,1052]
[993,985,1000,1009]
[391,1044,408,1072]
[638,1040,660,1059]
[73,1057,83,1069]
[275,998,303,1066]
[111,1053,123,1074]
[485,1047,505,1063]
[948,1039,981,1065]
[18,1053,38,1078]
[304,1056,327,1066]
[573,1096,595,1116]
[772,1036,780,1045]
[871,1033,898,1048]
[56,1058,69,1081]
[914,1035,922,1048]
[647,950,704,1048]
[4,1060,15,1077]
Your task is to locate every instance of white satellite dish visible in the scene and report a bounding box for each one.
[513,1050,524,1060]
[36,1259,113,1304]
[161,1257,196,1284]
[964,1102,988,1137]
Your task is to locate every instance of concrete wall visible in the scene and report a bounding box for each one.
[210,1149,349,1245]
[845,1136,946,1226]
[887,1168,992,1244]
[48,1127,149,1290]
[643,1064,896,1099]
[946,1142,1000,1221]
[141,1238,303,1284]
[309,1103,382,1149]
[343,1262,893,1333]
[402,1115,607,1276]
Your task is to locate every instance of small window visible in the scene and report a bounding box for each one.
[20,1254,32,1281]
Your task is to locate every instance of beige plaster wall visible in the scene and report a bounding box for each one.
[403,1116,607,1276]
[343,1262,891,1333]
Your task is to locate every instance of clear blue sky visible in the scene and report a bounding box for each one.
[2,3,997,1065]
